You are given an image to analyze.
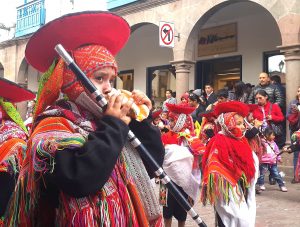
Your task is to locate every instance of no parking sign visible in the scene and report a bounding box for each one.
[159,21,175,48]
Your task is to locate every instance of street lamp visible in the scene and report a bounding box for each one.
[279,60,284,73]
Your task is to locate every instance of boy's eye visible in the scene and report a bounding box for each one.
[95,76,103,81]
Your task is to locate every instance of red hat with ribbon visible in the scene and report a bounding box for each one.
[214,101,249,118]
[152,109,162,119]
[25,11,130,118]
[166,103,195,132]
[26,11,130,72]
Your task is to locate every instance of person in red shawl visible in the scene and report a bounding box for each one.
[201,101,259,227]
[5,12,164,226]
[161,103,203,227]
[0,77,35,224]
[252,89,284,148]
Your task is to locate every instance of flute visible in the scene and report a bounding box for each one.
[55,44,207,227]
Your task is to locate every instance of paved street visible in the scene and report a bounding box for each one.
[166,181,300,227]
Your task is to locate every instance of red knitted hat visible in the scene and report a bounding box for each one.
[214,101,249,117]
[166,103,195,115]
[166,103,195,132]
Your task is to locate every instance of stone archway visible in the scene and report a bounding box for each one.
[185,0,282,85]
[117,22,173,93]
[17,58,40,92]
[18,59,29,88]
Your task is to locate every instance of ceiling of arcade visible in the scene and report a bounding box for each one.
[123,0,300,61]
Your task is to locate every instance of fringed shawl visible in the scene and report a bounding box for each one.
[0,120,27,174]
[201,134,255,205]
[0,120,27,222]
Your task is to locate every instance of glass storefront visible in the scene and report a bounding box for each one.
[196,56,242,91]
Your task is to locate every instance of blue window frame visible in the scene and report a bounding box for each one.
[15,0,46,37]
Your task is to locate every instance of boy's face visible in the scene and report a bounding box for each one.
[205,85,213,94]
[90,67,116,99]
[234,114,246,134]
[268,133,276,141]
[166,91,172,98]
[153,118,160,124]
[169,117,176,129]
[161,112,168,119]
[188,98,197,107]
[181,98,188,103]
[217,96,227,103]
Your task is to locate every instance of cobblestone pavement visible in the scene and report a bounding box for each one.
[166,181,300,227]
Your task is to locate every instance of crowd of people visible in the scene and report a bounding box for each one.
[151,72,300,225]
[0,11,300,227]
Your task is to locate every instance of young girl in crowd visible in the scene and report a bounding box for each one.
[179,92,189,106]
[257,127,287,192]
[201,101,258,226]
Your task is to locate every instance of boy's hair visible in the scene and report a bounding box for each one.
[270,75,281,84]
[188,93,200,102]
[204,83,213,88]
[216,88,229,98]
[263,127,275,138]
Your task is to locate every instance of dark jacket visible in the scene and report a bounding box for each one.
[248,83,285,109]
[49,115,165,198]
[206,92,218,106]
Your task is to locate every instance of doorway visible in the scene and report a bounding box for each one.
[195,56,242,91]
[146,65,176,108]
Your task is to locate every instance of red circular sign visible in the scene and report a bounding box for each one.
[160,24,173,45]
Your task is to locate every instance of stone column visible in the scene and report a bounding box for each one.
[170,60,195,102]
[278,44,300,142]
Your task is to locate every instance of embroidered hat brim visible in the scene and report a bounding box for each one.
[25,11,130,72]
[0,77,35,102]
[214,101,249,117]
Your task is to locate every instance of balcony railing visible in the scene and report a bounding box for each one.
[15,0,46,38]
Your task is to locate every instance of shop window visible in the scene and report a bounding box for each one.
[116,70,134,91]
[146,65,176,108]
[196,56,242,91]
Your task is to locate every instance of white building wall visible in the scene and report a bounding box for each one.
[196,4,281,85]
[45,0,107,23]
[116,24,173,92]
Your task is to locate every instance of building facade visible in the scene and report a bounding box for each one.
[0,0,299,176]
[0,0,300,114]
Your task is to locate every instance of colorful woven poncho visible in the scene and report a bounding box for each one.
[0,117,28,223]
[5,100,161,227]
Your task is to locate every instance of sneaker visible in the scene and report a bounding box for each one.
[259,185,266,191]
[280,186,288,192]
